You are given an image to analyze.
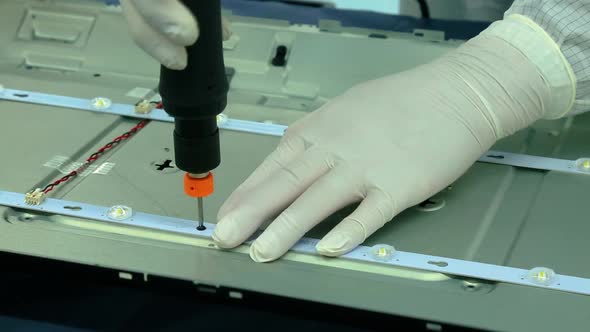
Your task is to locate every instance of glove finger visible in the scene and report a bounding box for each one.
[121,0,188,69]
[316,189,396,257]
[249,166,361,262]
[217,136,305,221]
[130,0,198,46]
[213,149,333,249]
[221,16,232,41]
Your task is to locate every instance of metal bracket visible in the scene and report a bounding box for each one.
[2,86,590,295]
[0,190,588,296]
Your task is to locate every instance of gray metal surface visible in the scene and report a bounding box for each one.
[1,1,589,331]
[5,190,589,295]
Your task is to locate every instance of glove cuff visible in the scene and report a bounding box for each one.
[480,14,576,120]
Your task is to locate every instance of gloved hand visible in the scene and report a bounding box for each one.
[120,0,231,70]
[212,15,574,262]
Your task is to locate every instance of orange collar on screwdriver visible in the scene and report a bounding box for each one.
[184,172,214,197]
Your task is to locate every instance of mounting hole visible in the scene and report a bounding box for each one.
[18,214,35,222]
[461,280,481,292]
[93,73,101,77]
[63,206,82,211]
[427,260,448,267]
[13,93,28,98]
[369,33,387,39]
[416,198,445,212]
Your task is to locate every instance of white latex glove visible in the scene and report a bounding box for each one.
[120,0,231,70]
[212,15,575,263]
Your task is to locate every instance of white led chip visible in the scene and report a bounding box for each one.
[107,205,133,221]
[527,267,556,286]
[217,113,228,126]
[575,158,590,173]
[368,244,396,262]
[91,97,112,110]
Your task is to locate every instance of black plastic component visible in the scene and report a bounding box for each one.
[271,45,288,66]
[417,0,430,19]
[159,0,228,174]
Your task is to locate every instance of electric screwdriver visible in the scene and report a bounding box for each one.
[158,0,228,230]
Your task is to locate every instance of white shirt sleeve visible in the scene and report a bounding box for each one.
[506,0,590,115]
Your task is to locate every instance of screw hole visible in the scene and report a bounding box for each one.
[487,155,505,160]
[416,198,445,212]
[427,260,448,267]
[63,206,82,211]
[13,93,28,98]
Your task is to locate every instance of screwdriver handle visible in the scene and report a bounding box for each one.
[159,0,228,117]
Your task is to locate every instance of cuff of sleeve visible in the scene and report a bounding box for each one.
[480,14,576,120]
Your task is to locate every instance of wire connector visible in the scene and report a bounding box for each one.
[25,188,46,205]
[134,100,154,114]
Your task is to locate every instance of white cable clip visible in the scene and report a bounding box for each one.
[134,100,154,114]
[24,188,45,205]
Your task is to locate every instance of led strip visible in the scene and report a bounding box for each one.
[0,87,287,137]
[1,87,589,174]
[1,190,589,296]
